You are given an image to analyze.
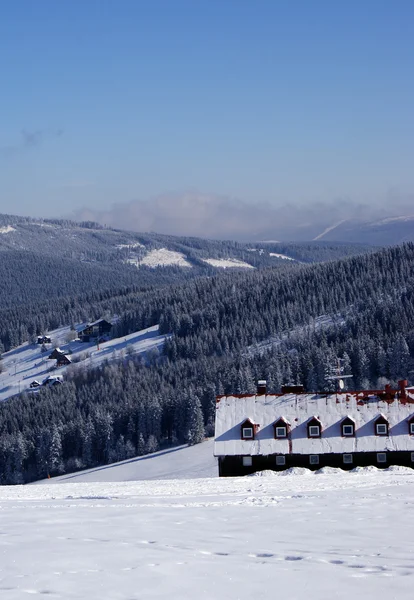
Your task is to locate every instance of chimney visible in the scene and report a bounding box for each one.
[398,379,408,399]
[257,380,267,395]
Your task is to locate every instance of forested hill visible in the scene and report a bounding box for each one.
[0,212,373,267]
[0,243,414,484]
[0,212,375,352]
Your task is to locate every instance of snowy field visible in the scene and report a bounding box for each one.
[201,258,254,269]
[126,248,192,268]
[1,442,414,599]
[0,324,168,402]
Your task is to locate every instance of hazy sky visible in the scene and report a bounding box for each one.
[1,0,413,232]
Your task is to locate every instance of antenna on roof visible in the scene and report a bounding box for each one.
[325,357,353,392]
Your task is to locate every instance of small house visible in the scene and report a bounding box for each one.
[56,354,72,367]
[42,376,63,387]
[214,379,414,476]
[48,348,67,360]
[78,319,112,343]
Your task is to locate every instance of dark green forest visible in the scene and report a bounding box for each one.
[0,240,413,484]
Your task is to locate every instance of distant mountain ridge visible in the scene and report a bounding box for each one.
[0,212,375,268]
[312,215,414,245]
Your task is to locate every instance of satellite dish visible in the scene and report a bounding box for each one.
[339,379,345,390]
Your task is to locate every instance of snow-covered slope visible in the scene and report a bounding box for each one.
[269,252,295,260]
[0,225,15,234]
[1,465,414,599]
[0,324,168,402]
[45,439,218,483]
[201,258,254,269]
[134,248,193,268]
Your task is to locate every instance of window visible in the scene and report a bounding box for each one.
[376,423,388,436]
[307,418,322,438]
[242,427,253,439]
[377,453,387,463]
[410,423,414,435]
[274,419,290,439]
[309,454,319,465]
[242,456,252,467]
[343,454,353,464]
[411,453,414,463]
[342,424,354,436]
[276,455,286,466]
[309,426,320,437]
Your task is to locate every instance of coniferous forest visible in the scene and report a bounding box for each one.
[0,223,413,483]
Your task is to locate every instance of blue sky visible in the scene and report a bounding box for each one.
[1,0,413,228]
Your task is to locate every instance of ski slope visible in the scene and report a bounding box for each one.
[0,324,168,402]
[44,439,218,483]
[1,459,414,599]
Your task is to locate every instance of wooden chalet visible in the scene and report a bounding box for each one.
[78,319,112,343]
[48,348,67,360]
[214,379,414,476]
[56,354,72,367]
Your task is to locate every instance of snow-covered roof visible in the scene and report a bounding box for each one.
[77,319,112,332]
[214,390,414,456]
[88,318,111,327]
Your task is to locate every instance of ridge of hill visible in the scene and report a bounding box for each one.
[0,212,374,268]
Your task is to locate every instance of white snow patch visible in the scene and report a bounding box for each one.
[128,248,192,268]
[116,242,145,249]
[202,258,254,269]
[372,215,414,226]
[313,219,347,240]
[269,252,295,260]
[0,225,16,234]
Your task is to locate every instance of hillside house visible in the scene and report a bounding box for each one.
[214,380,414,476]
[56,354,71,367]
[37,335,51,344]
[48,348,67,360]
[42,375,63,387]
[78,319,112,343]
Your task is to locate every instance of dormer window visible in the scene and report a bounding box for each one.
[408,416,414,435]
[307,417,322,438]
[273,417,290,439]
[341,417,355,437]
[241,419,258,440]
[375,415,389,436]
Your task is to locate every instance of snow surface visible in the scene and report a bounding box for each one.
[0,324,168,402]
[45,439,218,483]
[116,242,145,249]
[0,225,16,234]
[1,450,414,599]
[202,258,254,269]
[128,248,192,268]
[313,219,347,241]
[269,252,295,260]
